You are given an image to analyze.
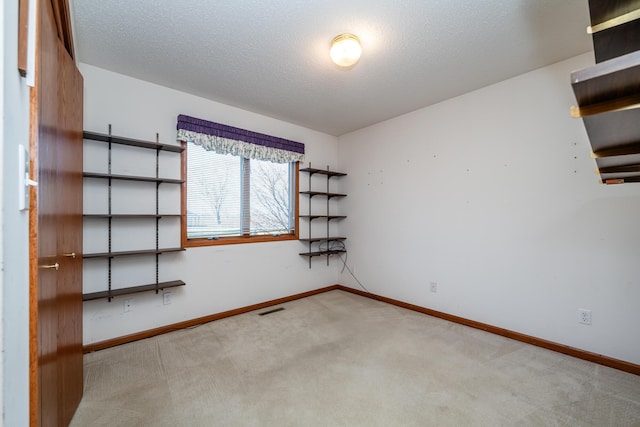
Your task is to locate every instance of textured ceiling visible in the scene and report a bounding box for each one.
[70,0,592,136]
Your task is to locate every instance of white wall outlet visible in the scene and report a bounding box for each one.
[430,282,437,293]
[578,308,591,325]
[123,299,133,313]
[163,292,172,305]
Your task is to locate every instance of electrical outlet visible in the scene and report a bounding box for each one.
[163,292,172,305]
[123,299,133,313]
[578,308,591,325]
[430,282,437,293]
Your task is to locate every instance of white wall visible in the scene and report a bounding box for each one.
[80,64,342,345]
[338,53,640,365]
[1,5,5,423]
[2,0,32,425]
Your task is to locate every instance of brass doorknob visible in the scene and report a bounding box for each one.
[64,252,76,258]
[41,262,60,271]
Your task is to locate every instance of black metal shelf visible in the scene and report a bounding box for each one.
[82,126,186,301]
[83,130,184,152]
[299,167,346,178]
[299,237,347,243]
[300,215,347,221]
[299,164,347,268]
[299,191,347,198]
[83,247,185,259]
[84,214,181,219]
[83,280,185,302]
[570,1,640,185]
[83,171,184,184]
[587,0,640,63]
[299,250,346,258]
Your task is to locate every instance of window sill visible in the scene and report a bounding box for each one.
[184,233,298,248]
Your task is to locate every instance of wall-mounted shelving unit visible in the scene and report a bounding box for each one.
[571,0,640,185]
[299,165,347,268]
[82,129,186,301]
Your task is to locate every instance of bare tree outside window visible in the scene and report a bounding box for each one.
[251,160,290,234]
[186,141,295,239]
[198,171,228,225]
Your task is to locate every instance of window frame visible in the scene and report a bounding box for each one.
[181,142,299,247]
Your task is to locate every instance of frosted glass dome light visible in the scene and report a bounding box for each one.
[330,34,362,68]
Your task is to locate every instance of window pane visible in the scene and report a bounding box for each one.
[187,142,242,238]
[186,141,296,242]
[249,159,292,235]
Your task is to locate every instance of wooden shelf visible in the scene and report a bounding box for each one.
[299,167,346,178]
[299,237,346,243]
[299,250,346,258]
[299,165,347,267]
[83,130,184,152]
[83,126,186,301]
[571,29,640,184]
[83,247,185,259]
[83,280,185,301]
[300,191,347,198]
[597,163,640,173]
[571,50,640,111]
[300,215,346,221]
[83,171,184,184]
[84,214,181,219]
[587,0,640,62]
[593,21,640,63]
[588,1,640,26]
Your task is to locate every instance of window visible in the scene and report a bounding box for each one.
[186,143,297,240]
[178,115,304,246]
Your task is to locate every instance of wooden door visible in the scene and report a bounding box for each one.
[30,0,84,425]
[56,31,84,426]
[32,1,62,424]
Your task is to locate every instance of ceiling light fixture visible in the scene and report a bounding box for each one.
[330,33,362,68]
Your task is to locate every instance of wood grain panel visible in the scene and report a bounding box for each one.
[55,37,84,427]
[28,62,39,427]
[181,141,187,247]
[18,0,29,75]
[33,0,61,423]
[571,49,640,175]
[571,51,640,108]
[50,0,75,60]
[588,0,640,26]
[582,110,640,152]
[30,1,83,425]
[593,20,640,63]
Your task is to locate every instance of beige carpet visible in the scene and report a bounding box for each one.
[70,290,640,426]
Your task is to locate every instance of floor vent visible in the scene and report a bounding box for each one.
[258,307,285,316]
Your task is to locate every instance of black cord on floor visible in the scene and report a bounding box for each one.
[318,240,371,294]
[337,252,371,294]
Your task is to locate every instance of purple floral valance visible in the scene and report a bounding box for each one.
[176,114,304,163]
